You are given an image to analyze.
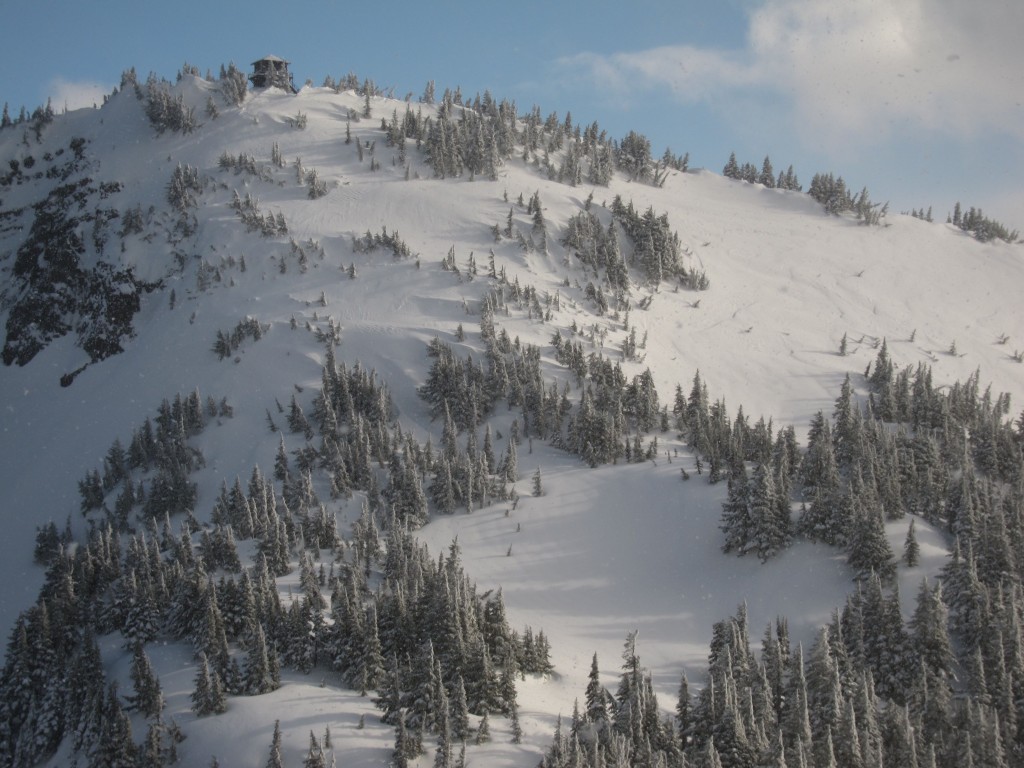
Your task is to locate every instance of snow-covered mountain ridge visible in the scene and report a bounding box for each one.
[1,71,1023,767]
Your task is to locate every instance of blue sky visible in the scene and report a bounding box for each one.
[2,0,1021,230]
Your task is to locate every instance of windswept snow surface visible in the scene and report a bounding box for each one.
[1,78,1022,765]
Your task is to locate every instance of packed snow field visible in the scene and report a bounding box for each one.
[0,71,1022,766]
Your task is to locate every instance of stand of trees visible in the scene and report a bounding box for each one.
[2,340,555,765]
[951,202,1020,243]
[545,589,978,768]
[537,341,1024,768]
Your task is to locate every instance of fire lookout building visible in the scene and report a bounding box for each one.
[249,55,296,93]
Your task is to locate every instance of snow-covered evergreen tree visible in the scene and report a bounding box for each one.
[128,644,164,717]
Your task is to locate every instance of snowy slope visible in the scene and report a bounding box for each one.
[0,74,1021,766]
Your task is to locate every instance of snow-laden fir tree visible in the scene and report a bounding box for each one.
[266,720,284,768]
[128,644,163,717]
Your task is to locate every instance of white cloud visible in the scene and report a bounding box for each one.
[561,45,758,105]
[46,77,111,112]
[556,0,1024,149]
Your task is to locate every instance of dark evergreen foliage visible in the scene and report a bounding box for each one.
[951,202,1019,242]
[616,130,655,183]
[2,164,144,368]
[144,74,197,134]
[212,316,267,360]
[218,62,248,107]
[76,390,223,526]
[808,172,854,215]
[609,195,696,287]
[127,644,163,717]
[351,225,414,258]
[166,162,202,212]
[228,189,288,237]
[724,153,800,192]
[543,583,1024,768]
[561,209,629,292]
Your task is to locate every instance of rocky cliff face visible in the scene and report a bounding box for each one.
[1,137,146,372]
